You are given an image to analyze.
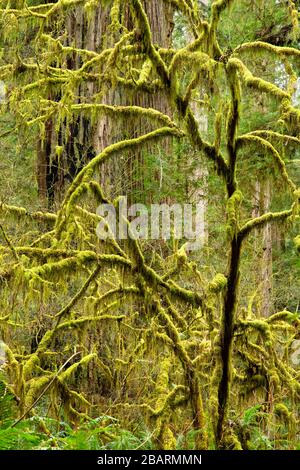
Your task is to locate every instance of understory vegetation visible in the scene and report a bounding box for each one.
[0,0,299,450]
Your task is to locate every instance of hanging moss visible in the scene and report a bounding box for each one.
[1,0,299,452]
[274,403,291,423]
[226,190,242,240]
[237,134,296,192]
[153,356,177,450]
[24,375,52,409]
[208,273,227,293]
[294,235,300,253]
[58,354,96,383]
[238,320,272,346]
[228,58,290,100]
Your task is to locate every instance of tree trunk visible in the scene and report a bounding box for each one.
[94,0,174,203]
[252,178,273,317]
[261,179,273,317]
[36,3,109,208]
[190,100,208,247]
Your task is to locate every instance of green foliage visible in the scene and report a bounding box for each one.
[0,0,299,452]
[0,427,43,451]
[0,376,15,427]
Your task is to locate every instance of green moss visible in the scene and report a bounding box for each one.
[228,58,289,100]
[1,0,299,451]
[25,375,51,408]
[222,431,242,450]
[237,134,296,192]
[59,354,96,383]
[274,403,291,422]
[208,273,227,293]
[226,190,242,240]
[294,235,300,253]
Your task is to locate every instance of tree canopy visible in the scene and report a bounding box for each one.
[0,0,299,451]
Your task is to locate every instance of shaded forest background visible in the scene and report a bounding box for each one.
[0,0,299,450]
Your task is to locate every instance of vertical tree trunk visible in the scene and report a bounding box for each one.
[36,1,174,206]
[261,179,273,317]
[94,0,174,203]
[252,86,273,317]
[252,178,273,317]
[190,100,208,247]
[36,3,109,208]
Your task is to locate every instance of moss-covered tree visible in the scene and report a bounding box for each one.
[0,0,299,450]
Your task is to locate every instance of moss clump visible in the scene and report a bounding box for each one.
[226,190,242,240]
[294,235,300,253]
[209,273,227,293]
[274,403,296,429]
